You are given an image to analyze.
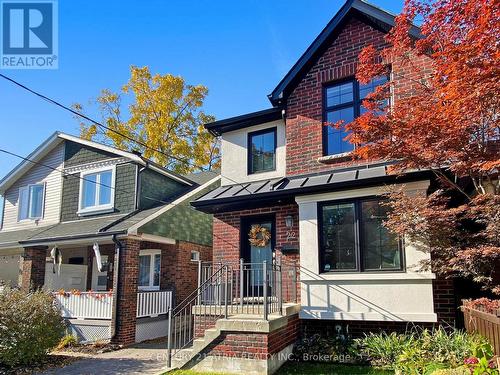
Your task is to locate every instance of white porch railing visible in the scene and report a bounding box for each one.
[54,292,113,319]
[137,290,172,318]
[54,290,172,320]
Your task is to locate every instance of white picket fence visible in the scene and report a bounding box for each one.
[136,290,172,318]
[54,290,172,320]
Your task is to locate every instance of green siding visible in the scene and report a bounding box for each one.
[64,141,118,167]
[60,163,137,221]
[139,169,186,210]
[138,179,220,246]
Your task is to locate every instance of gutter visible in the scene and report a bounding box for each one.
[110,234,122,341]
[18,231,126,247]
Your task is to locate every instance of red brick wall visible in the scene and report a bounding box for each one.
[213,203,300,302]
[19,247,47,291]
[433,276,457,325]
[149,240,211,304]
[113,238,140,345]
[284,16,432,176]
[285,16,387,175]
[202,314,299,360]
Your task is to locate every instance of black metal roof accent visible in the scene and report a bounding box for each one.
[191,164,431,214]
[204,107,282,136]
[268,0,421,106]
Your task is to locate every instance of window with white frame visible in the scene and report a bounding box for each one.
[138,250,161,290]
[79,168,115,214]
[18,183,45,221]
[190,250,200,262]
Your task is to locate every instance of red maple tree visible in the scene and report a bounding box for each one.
[344,0,499,292]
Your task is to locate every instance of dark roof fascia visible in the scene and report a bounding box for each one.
[204,108,283,136]
[18,230,127,245]
[268,0,421,106]
[191,170,432,214]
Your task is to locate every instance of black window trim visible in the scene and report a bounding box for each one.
[247,127,278,175]
[317,196,405,274]
[322,76,389,156]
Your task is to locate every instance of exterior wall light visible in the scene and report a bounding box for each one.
[284,215,294,228]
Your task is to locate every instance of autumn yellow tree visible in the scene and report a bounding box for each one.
[75,66,219,174]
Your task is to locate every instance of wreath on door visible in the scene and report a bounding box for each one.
[248,225,271,247]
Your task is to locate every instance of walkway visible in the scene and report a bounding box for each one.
[38,342,168,375]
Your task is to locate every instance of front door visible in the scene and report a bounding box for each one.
[241,215,275,297]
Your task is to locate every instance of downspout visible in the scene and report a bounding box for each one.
[110,234,122,340]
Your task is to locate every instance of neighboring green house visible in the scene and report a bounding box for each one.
[0,131,220,345]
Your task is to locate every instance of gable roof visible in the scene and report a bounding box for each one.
[0,174,221,248]
[268,0,421,106]
[0,131,194,194]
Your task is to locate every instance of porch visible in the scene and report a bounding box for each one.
[17,235,210,346]
[53,289,173,343]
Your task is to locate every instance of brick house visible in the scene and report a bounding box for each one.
[167,0,464,373]
[0,131,219,345]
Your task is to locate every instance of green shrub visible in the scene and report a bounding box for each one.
[0,288,65,367]
[356,332,415,368]
[56,334,78,351]
[356,327,493,374]
[293,326,357,363]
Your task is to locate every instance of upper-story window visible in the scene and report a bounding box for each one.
[78,167,115,215]
[319,197,403,273]
[248,127,277,174]
[18,183,45,221]
[324,76,388,156]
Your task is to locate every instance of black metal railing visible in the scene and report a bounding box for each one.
[166,258,298,367]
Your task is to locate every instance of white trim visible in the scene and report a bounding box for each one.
[311,272,435,281]
[18,236,117,247]
[138,249,161,291]
[63,157,128,174]
[128,174,221,235]
[128,233,176,245]
[57,133,192,186]
[299,310,438,322]
[295,180,430,204]
[17,182,46,222]
[77,165,116,216]
[317,152,352,162]
[0,132,61,194]
[0,131,192,194]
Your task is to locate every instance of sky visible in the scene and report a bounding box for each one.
[0,0,403,179]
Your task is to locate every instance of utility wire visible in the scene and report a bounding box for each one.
[0,73,254,195]
[0,148,173,206]
[0,147,242,252]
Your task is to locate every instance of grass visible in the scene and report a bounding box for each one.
[167,362,393,375]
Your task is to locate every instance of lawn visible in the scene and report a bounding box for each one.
[168,363,393,375]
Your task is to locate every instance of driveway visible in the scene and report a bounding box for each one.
[39,342,169,375]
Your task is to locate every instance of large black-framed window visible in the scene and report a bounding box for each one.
[247,127,277,175]
[318,197,403,273]
[323,76,388,156]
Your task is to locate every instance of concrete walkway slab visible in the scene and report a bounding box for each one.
[38,342,168,375]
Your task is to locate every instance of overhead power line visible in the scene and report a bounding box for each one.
[0,73,253,194]
[0,148,173,206]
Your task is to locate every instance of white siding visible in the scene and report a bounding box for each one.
[296,181,437,323]
[220,120,286,186]
[1,143,64,231]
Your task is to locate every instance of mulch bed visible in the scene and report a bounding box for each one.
[58,341,121,355]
